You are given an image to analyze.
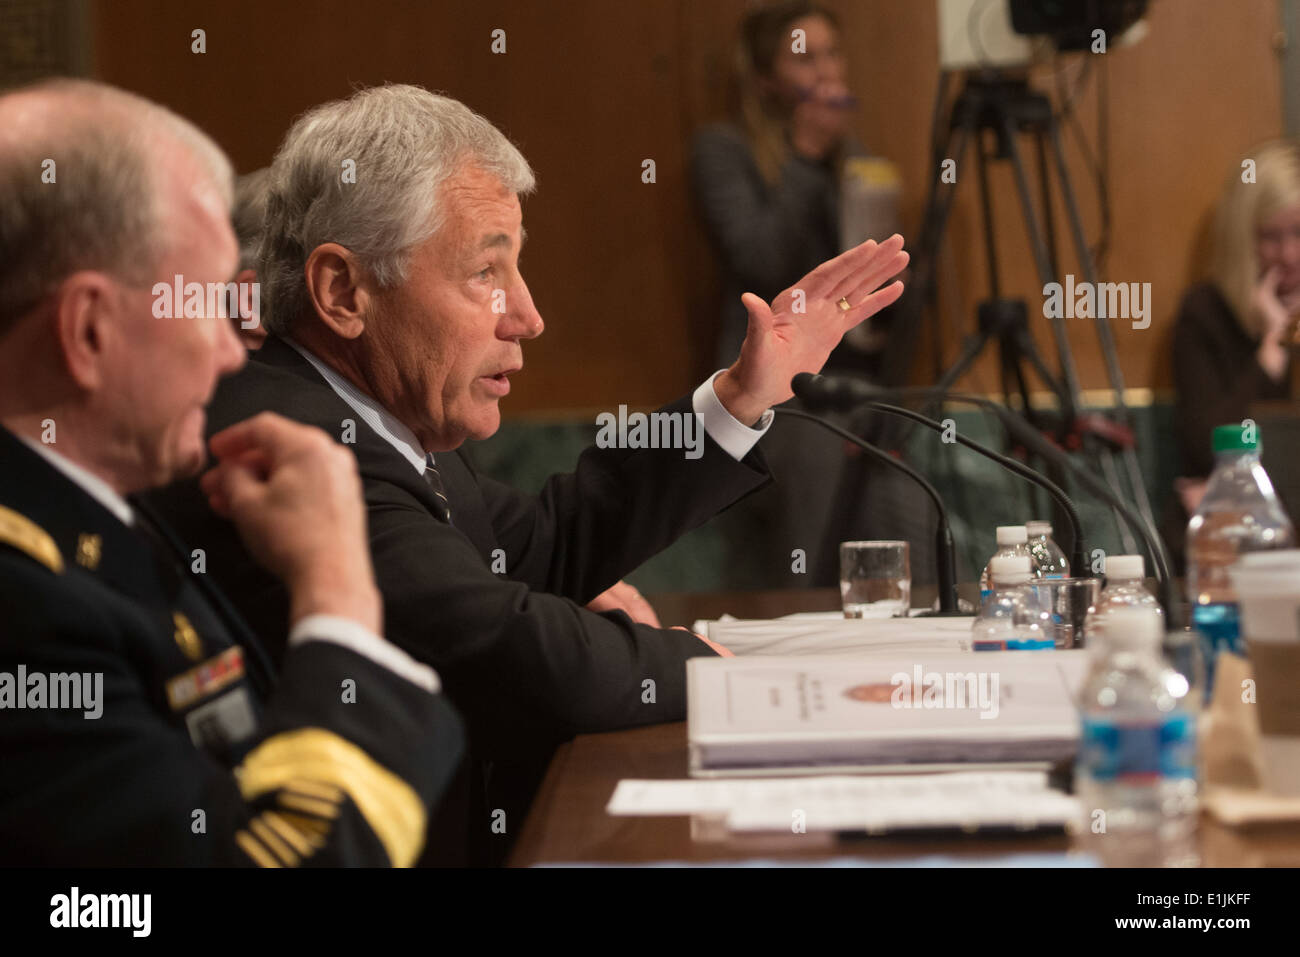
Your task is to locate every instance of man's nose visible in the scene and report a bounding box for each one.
[501,280,544,340]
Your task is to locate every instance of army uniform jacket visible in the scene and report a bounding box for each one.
[0,426,464,866]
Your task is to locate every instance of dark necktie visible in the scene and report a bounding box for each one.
[423,453,453,524]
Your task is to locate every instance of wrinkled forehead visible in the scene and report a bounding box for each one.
[438,168,525,255]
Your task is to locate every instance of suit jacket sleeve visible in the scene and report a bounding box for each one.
[0,557,463,867]
[476,394,771,602]
[366,479,723,736]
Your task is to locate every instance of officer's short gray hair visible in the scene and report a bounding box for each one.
[258,83,535,335]
[0,78,234,335]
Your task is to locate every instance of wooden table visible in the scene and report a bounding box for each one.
[509,589,1300,867]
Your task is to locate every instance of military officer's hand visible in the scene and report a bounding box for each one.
[200,412,383,635]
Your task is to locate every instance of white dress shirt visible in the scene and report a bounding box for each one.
[17,433,438,693]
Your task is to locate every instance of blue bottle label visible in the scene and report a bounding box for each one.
[1079,713,1197,782]
[1006,636,1054,650]
[1192,602,1241,655]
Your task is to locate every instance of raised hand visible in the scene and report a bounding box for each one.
[714,234,908,425]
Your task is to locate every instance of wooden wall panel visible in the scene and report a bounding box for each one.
[87,0,1284,413]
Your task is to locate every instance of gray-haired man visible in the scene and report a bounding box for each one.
[151,83,907,861]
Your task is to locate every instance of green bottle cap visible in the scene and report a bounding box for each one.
[1212,423,1259,453]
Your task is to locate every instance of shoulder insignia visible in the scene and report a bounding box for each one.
[76,532,102,570]
[173,612,204,661]
[0,504,64,574]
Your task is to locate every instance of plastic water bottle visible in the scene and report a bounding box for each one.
[1083,554,1162,644]
[1074,606,1199,867]
[1025,520,1070,578]
[1186,423,1294,680]
[971,556,1050,651]
[978,525,1030,603]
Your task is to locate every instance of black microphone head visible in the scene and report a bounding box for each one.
[790,372,824,399]
[791,371,881,409]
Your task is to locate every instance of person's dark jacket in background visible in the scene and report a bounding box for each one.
[692,122,869,370]
[1173,282,1293,480]
[1165,281,1294,570]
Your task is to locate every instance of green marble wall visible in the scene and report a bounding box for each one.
[465,402,1185,595]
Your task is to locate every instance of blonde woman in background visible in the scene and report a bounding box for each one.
[1169,141,1300,561]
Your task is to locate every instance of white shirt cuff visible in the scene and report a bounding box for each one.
[288,615,441,694]
[692,370,773,461]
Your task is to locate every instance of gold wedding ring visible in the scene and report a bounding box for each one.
[837,297,852,312]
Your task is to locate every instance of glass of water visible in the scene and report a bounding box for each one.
[1023,577,1101,649]
[839,540,910,619]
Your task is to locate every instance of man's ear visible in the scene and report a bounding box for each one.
[53,271,118,391]
[304,243,371,340]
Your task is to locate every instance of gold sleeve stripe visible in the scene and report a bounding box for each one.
[278,792,342,819]
[237,727,427,867]
[0,504,63,574]
[250,816,300,868]
[275,815,331,848]
[287,778,344,803]
[261,811,318,857]
[273,810,331,840]
[236,829,282,868]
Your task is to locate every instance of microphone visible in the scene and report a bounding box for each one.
[793,373,1088,575]
[791,371,1177,623]
[773,406,962,615]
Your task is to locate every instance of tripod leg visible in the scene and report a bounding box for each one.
[887,120,974,391]
[1047,121,1162,540]
[1000,115,1083,410]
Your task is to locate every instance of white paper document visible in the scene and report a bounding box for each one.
[606,772,1080,833]
[700,613,975,657]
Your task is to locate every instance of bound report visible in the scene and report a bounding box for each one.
[687,650,1089,777]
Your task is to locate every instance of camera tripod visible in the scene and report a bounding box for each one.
[882,71,1157,555]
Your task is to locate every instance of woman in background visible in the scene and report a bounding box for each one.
[689,1,919,590]
[1169,140,1300,564]
[691,0,884,371]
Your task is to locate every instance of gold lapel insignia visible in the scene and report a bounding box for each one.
[0,504,64,574]
[75,532,102,569]
[173,612,203,661]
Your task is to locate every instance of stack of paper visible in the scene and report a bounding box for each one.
[606,772,1081,834]
[702,613,974,657]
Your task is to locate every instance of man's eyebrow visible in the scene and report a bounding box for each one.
[477,226,527,251]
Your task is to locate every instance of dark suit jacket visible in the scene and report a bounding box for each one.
[0,427,464,866]
[147,335,771,853]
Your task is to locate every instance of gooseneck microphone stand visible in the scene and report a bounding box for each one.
[774,406,962,615]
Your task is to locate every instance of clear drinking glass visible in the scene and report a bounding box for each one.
[839,540,910,619]
[1023,577,1101,649]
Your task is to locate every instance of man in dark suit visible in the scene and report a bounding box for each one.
[0,79,462,866]
[150,84,909,856]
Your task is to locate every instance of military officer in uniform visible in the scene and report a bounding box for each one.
[0,79,463,866]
